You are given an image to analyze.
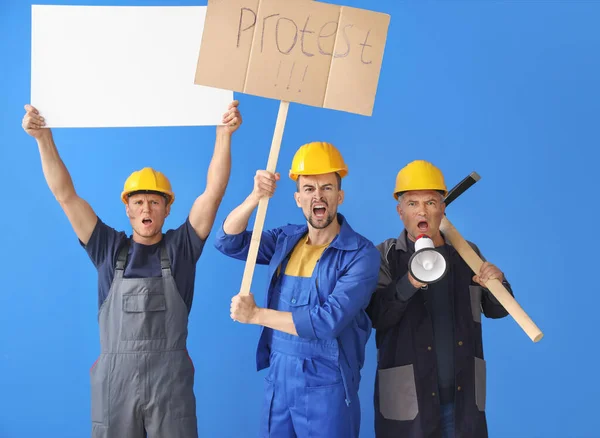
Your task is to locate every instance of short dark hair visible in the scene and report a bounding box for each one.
[296,173,342,192]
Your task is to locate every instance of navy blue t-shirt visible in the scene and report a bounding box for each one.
[81,217,206,313]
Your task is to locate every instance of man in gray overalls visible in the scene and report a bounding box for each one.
[21,101,243,437]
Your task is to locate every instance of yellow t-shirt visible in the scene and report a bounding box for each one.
[284,235,329,278]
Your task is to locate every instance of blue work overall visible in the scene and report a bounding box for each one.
[260,258,360,438]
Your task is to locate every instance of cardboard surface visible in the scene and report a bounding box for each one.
[194,0,389,116]
[324,6,390,116]
[194,0,260,93]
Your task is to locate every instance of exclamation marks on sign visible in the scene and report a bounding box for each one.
[275,61,282,88]
[286,62,296,90]
[298,65,308,93]
[274,61,308,93]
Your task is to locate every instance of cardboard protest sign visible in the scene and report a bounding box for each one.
[195,0,390,116]
[31,5,232,128]
[194,0,390,296]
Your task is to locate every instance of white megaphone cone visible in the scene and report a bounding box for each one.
[408,234,448,284]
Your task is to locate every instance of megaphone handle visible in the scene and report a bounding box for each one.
[439,216,544,343]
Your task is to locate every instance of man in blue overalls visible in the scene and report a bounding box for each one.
[22,101,243,437]
[214,141,380,438]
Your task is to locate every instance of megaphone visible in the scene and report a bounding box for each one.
[408,234,448,284]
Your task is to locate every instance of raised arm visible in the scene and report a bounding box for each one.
[188,100,242,240]
[214,170,281,264]
[223,170,279,235]
[22,104,97,244]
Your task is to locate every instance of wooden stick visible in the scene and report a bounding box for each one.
[439,216,544,343]
[239,100,290,296]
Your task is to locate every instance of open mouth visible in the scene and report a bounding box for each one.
[312,202,327,220]
[418,221,429,232]
[142,218,153,226]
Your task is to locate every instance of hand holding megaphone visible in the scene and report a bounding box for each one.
[408,234,449,285]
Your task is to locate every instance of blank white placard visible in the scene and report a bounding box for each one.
[31,5,233,128]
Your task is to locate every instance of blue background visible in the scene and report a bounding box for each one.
[1,0,598,437]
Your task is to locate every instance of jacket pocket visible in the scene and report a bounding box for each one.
[474,357,487,411]
[469,285,483,323]
[121,293,166,340]
[378,364,418,421]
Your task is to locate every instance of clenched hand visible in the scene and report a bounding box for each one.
[22,104,50,140]
[230,293,259,324]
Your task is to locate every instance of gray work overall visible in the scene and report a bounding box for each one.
[90,241,197,438]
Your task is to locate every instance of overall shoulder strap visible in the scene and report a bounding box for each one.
[115,240,130,271]
[160,241,172,275]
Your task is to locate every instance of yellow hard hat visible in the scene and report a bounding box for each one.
[289,141,348,181]
[393,160,447,200]
[121,167,175,206]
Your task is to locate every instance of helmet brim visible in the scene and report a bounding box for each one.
[121,189,174,206]
[289,168,348,181]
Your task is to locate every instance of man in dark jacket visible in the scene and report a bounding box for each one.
[366,160,513,438]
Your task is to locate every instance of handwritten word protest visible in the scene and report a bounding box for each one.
[237,8,374,63]
[195,0,390,116]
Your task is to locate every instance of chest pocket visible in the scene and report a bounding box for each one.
[121,292,167,340]
[274,274,312,312]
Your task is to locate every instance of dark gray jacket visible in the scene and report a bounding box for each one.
[366,230,513,438]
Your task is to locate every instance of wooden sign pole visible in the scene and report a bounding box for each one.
[239,101,290,296]
[194,2,390,296]
[439,216,544,342]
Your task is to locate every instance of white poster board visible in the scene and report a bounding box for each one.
[31,5,233,128]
